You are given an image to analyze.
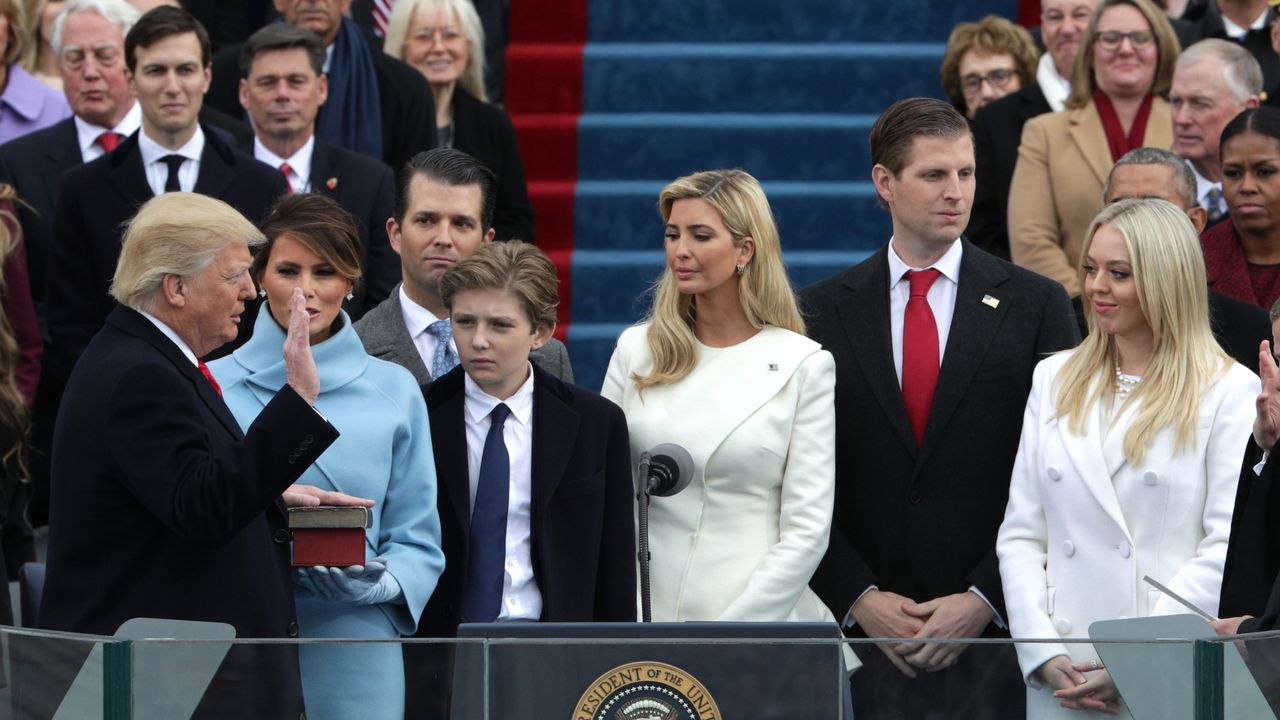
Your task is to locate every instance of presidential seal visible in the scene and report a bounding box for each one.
[573,661,721,720]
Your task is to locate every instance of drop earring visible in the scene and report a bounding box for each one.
[735,263,745,275]
[345,292,354,301]
[258,288,266,298]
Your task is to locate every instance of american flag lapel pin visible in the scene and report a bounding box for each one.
[768,363,779,372]
[982,294,1000,308]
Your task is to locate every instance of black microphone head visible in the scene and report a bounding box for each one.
[647,443,694,497]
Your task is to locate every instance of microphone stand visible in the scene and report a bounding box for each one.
[637,452,654,623]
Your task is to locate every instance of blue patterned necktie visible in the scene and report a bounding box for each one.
[462,403,511,622]
[426,319,459,378]
[1205,186,1226,225]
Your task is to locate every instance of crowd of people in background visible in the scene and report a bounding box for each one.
[3,0,1280,718]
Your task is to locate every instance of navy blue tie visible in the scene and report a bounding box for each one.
[463,403,511,622]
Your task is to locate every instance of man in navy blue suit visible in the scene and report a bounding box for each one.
[41,192,352,718]
[237,22,399,319]
[46,5,287,380]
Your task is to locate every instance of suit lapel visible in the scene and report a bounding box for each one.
[530,371,579,536]
[44,121,83,200]
[364,292,433,384]
[916,244,1009,467]
[193,130,235,198]
[837,251,917,454]
[434,378,472,539]
[1060,397,1133,538]
[1067,104,1114,187]
[107,135,153,203]
[310,141,337,199]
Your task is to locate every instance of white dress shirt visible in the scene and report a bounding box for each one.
[138,125,204,195]
[1035,52,1070,113]
[74,101,142,163]
[1221,5,1269,39]
[463,367,541,622]
[398,285,457,372]
[887,238,962,387]
[1190,161,1225,216]
[254,135,314,193]
[138,309,197,366]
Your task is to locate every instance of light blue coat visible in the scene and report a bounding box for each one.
[210,308,444,720]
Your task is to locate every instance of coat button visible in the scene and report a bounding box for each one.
[1143,470,1159,486]
[1047,466,1062,482]
[1062,540,1075,557]
[273,529,291,544]
[1055,618,1072,634]
[1119,541,1132,559]
[909,492,921,505]
[287,622,299,637]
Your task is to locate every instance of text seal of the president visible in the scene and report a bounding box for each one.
[573,661,721,720]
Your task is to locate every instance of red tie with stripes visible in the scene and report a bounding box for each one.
[279,162,295,194]
[372,0,394,37]
[902,269,942,445]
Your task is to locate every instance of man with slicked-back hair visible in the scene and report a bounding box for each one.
[802,97,1079,719]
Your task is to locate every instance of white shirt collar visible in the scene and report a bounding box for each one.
[887,237,964,289]
[398,284,445,338]
[463,363,535,428]
[1222,6,1269,39]
[74,101,142,159]
[1036,52,1071,113]
[254,135,315,193]
[323,44,334,75]
[1189,161,1220,206]
[138,123,204,166]
[139,308,198,366]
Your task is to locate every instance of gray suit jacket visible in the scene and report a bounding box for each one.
[354,286,574,387]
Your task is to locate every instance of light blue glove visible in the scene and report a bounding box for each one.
[295,557,404,606]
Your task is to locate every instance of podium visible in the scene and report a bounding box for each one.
[451,622,849,719]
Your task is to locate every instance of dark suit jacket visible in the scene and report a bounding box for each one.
[40,306,337,718]
[967,83,1053,261]
[46,127,288,380]
[243,138,399,319]
[417,363,635,638]
[1071,289,1270,375]
[801,240,1080,719]
[208,38,437,177]
[452,88,535,243]
[1178,0,1280,106]
[1223,439,1279,619]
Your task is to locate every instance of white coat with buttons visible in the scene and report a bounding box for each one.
[996,351,1257,718]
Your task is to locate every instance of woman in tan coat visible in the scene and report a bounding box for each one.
[1009,0,1179,297]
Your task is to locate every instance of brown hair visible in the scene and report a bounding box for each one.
[939,15,1039,115]
[1065,0,1180,109]
[253,194,363,286]
[439,241,558,329]
[868,98,971,209]
[124,4,210,72]
[0,0,27,67]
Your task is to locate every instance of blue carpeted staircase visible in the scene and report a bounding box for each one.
[567,1,1020,389]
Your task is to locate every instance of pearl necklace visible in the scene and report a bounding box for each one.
[1115,363,1141,400]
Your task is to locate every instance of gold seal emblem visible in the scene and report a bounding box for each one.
[573,661,721,720]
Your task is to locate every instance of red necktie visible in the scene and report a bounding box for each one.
[96,131,122,152]
[902,269,942,445]
[198,360,222,397]
[372,0,393,37]
[279,162,295,194]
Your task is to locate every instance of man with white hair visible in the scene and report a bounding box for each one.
[39,192,359,718]
[967,0,1098,260]
[1170,38,1263,226]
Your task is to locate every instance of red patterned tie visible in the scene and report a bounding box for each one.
[96,131,122,152]
[198,360,222,397]
[372,0,393,37]
[902,269,942,445]
[279,162,295,194]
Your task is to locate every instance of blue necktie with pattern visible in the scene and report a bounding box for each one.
[426,319,459,378]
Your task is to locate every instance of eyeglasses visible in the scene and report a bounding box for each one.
[961,68,1018,94]
[1095,30,1155,50]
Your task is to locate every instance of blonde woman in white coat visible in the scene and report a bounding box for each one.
[997,198,1258,718]
[602,170,854,660]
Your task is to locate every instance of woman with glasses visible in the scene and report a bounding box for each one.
[382,0,535,244]
[1008,0,1179,298]
[940,15,1039,120]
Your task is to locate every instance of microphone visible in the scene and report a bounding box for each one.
[642,444,693,497]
